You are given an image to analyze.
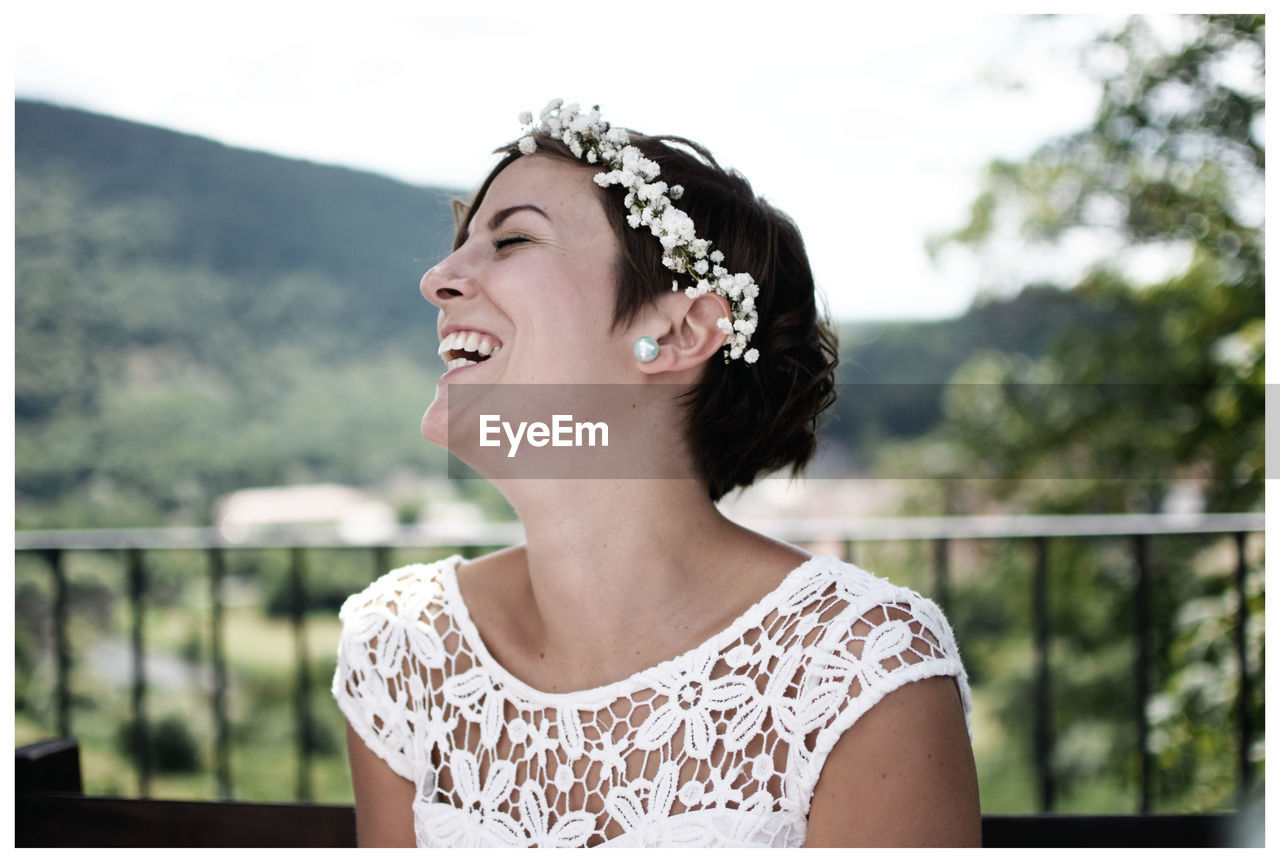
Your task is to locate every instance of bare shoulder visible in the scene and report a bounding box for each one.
[454,544,528,604]
[721,525,813,592]
[804,675,981,847]
[455,543,527,577]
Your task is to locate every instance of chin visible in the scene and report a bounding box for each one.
[421,388,449,448]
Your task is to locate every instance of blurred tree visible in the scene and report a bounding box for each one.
[931,13,1262,512]
[924,14,1264,813]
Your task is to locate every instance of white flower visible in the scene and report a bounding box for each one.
[744,348,759,364]
[603,762,713,847]
[422,750,523,847]
[441,667,505,747]
[519,780,595,847]
[633,655,755,759]
[520,716,558,772]
[584,732,629,781]
[723,648,806,749]
[415,707,458,764]
[518,99,763,364]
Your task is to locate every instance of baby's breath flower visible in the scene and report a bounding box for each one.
[517,99,760,365]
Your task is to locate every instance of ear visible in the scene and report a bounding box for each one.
[631,290,730,375]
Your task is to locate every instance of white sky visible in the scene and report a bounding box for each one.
[12,2,1126,322]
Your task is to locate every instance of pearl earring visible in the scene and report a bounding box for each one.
[633,336,659,363]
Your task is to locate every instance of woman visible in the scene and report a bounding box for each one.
[333,100,980,847]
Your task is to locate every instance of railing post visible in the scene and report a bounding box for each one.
[289,546,312,801]
[373,546,390,579]
[1132,534,1151,814]
[1233,531,1253,806]
[932,538,950,613]
[208,546,232,799]
[1032,536,1054,812]
[45,548,71,739]
[843,539,855,564]
[127,547,151,798]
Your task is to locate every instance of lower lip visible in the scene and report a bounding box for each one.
[439,357,491,380]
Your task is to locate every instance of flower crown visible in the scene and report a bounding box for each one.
[516,99,759,364]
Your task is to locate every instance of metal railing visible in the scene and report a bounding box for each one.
[15,512,1263,811]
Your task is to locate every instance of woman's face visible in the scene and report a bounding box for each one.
[419,155,630,444]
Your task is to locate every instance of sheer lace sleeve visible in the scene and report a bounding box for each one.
[791,576,972,807]
[332,564,449,782]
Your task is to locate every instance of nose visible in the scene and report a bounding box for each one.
[420,252,476,308]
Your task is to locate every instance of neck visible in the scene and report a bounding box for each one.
[494,475,742,673]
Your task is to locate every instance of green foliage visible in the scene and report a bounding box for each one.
[15,100,458,528]
[260,548,385,618]
[117,715,203,774]
[914,14,1265,814]
[926,14,1263,513]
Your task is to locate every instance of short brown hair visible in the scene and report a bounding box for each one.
[454,130,838,501]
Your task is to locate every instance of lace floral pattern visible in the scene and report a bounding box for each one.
[333,555,970,847]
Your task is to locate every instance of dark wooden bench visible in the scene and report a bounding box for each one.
[15,740,1249,847]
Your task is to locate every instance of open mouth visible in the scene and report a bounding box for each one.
[438,330,502,372]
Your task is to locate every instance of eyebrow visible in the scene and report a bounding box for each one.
[489,204,550,231]
[466,204,551,242]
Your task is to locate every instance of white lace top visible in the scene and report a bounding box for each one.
[332,554,970,848]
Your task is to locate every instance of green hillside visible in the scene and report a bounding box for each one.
[16,100,464,527]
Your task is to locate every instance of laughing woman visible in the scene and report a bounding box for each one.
[333,100,980,848]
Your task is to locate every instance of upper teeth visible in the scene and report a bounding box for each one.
[438,330,501,358]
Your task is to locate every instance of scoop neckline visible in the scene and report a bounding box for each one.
[435,553,838,706]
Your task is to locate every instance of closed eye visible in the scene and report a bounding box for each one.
[493,236,530,251]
